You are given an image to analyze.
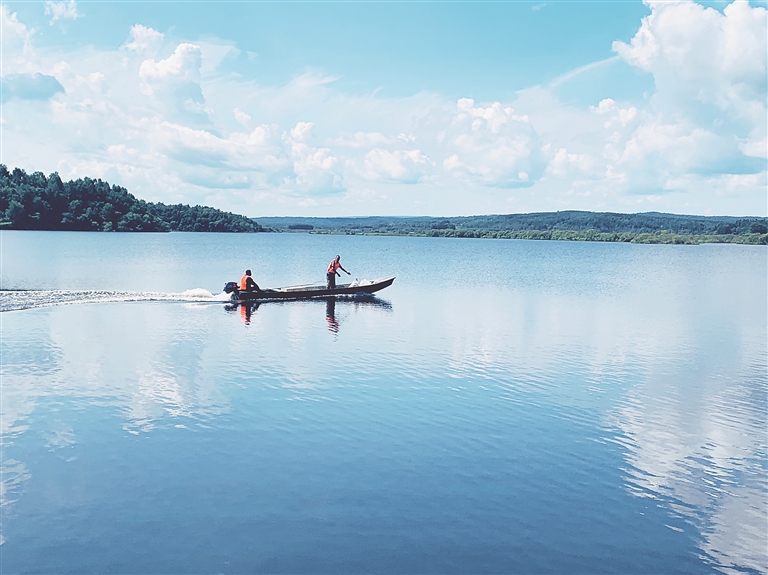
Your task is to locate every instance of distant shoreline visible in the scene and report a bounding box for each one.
[294,230,767,246]
[2,165,765,244]
[3,228,764,246]
[256,213,768,245]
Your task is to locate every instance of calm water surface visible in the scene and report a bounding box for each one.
[1,231,766,574]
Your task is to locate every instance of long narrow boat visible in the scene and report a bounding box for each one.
[224,276,395,301]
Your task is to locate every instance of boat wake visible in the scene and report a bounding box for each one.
[0,288,230,312]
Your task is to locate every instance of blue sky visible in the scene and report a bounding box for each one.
[2,0,766,216]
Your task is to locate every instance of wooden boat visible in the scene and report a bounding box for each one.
[224,276,395,301]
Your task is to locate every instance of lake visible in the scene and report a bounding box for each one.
[1,231,766,574]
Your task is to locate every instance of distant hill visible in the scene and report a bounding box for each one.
[258,212,768,245]
[0,165,264,232]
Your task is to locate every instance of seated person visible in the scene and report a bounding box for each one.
[239,269,261,292]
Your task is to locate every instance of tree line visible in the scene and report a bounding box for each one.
[453,211,768,236]
[0,166,264,232]
[260,212,768,237]
[258,211,768,245]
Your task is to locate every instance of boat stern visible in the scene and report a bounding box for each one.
[223,281,240,300]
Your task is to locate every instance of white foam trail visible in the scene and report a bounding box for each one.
[180,288,213,298]
[178,288,230,301]
[0,288,232,312]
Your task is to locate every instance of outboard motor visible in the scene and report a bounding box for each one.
[224,281,239,295]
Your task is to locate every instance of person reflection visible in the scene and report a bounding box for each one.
[237,302,259,325]
[326,298,339,334]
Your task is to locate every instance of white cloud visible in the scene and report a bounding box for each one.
[613,0,766,156]
[591,98,637,127]
[233,108,252,128]
[514,1,767,211]
[739,138,767,159]
[136,42,209,124]
[330,131,400,149]
[122,24,164,55]
[546,147,597,179]
[289,121,315,143]
[456,97,530,133]
[44,0,79,23]
[1,1,765,216]
[361,148,433,183]
[285,122,341,192]
[441,98,546,188]
[1,5,32,49]
[579,1,767,201]
[151,121,289,178]
[139,43,202,82]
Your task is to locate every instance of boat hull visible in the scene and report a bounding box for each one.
[233,276,395,301]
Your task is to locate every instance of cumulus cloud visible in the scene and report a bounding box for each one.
[576,0,767,200]
[289,121,315,144]
[440,98,546,187]
[139,43,202,82]
[1,1,765,216]
[233,108,252,128]
[137,43,210,125]
[362,148,433,183]
[525,1,767,210]
[614,1,766,105]
[122,24,164,55]
[152,121,289,177]
[613,0,766,158]
[44,0,79,23]
[546,147,597,180]
[285,122,342,192]
[1,5,32,49]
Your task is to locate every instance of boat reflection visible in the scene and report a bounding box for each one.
[225,295,393,331]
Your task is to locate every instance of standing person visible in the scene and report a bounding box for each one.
[239,269,261,292]
[326,255,350,289]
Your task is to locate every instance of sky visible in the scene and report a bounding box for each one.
[1,0,766,217]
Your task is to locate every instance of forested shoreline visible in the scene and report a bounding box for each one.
[2,165,766,244]
[0,166,264,232]
[260,212,768,245]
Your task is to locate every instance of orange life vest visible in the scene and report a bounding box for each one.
[240,274,250,290]
[328,259,340,274]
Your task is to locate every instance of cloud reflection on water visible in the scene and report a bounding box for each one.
[395,282,766,574]
[611,358,767,574]
[0,245,764,572]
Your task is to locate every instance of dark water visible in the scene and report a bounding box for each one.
[1,231,766,574]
